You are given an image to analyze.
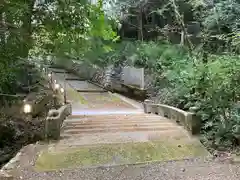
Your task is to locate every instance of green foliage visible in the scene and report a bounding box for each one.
[31,0,118,61]
[155,50,240,149]
[203,0,240,33]
[1,0,118,96]
[104,40,240,150]
[157,52,240,149]
[0,0,33,96]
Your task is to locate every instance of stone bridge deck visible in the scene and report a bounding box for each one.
[35,69,209,171]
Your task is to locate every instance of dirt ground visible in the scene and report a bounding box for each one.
[10,143,240,180]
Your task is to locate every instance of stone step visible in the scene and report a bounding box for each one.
[65,117,171,124]
[64,122,176,129]
[68,113,165,120]
[63,123,177,131]
[63,125,182,134]
[61,129,188,140]
[63,113,183,136]
[56,134,192,149]
[70,110,143,116]
[66,114,171,125]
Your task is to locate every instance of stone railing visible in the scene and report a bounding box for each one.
[143,100,201,135]
[21,92,53,118]
[51,60,147,99]
[44,103,72,140]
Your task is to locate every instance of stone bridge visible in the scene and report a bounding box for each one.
[4,66,240,180]
[35,66,209,171]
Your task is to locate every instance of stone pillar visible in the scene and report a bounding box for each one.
[143,99,153,113]
[185,113,201,135]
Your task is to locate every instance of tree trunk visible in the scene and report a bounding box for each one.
[137,7,143,41]
[0,2,5,51]
[21,0,35,58]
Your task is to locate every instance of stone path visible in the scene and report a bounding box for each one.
[11,143,240,180]
[8,69,240,179]
[15,156,240,180]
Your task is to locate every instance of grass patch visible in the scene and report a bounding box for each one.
[35,140,209,171]
[94,93,122,102]
[109,94,124,102]
[66,88,87,104]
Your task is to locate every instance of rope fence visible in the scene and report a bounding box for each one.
[0,93,26,97]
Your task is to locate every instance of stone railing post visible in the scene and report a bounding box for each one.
[44,104,72,140]
[143,99,154,113]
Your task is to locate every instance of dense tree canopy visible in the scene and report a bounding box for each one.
[0,0,119,94]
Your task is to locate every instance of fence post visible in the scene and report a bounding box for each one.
[64,71,67,104]
[141,68,144,89]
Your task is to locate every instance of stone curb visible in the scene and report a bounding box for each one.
[0,170,13,180]
[0,151,22,180]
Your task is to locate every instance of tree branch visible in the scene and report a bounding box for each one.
[170,0,194,55]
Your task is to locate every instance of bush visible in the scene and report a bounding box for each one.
[99,40,240,150]
[84,39,240,149]
[156,52,240,149]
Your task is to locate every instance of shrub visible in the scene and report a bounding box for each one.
[103,40,240,150]
[84,39,240,149]
[163,54,240,149]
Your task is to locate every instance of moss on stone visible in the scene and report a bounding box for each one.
[35,140,209,171]
[109,94,124,102]
[94,93,122,103]
[66,88,87,104]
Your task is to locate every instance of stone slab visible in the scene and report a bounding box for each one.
[35,139,209,171]
[67,81,104,91]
